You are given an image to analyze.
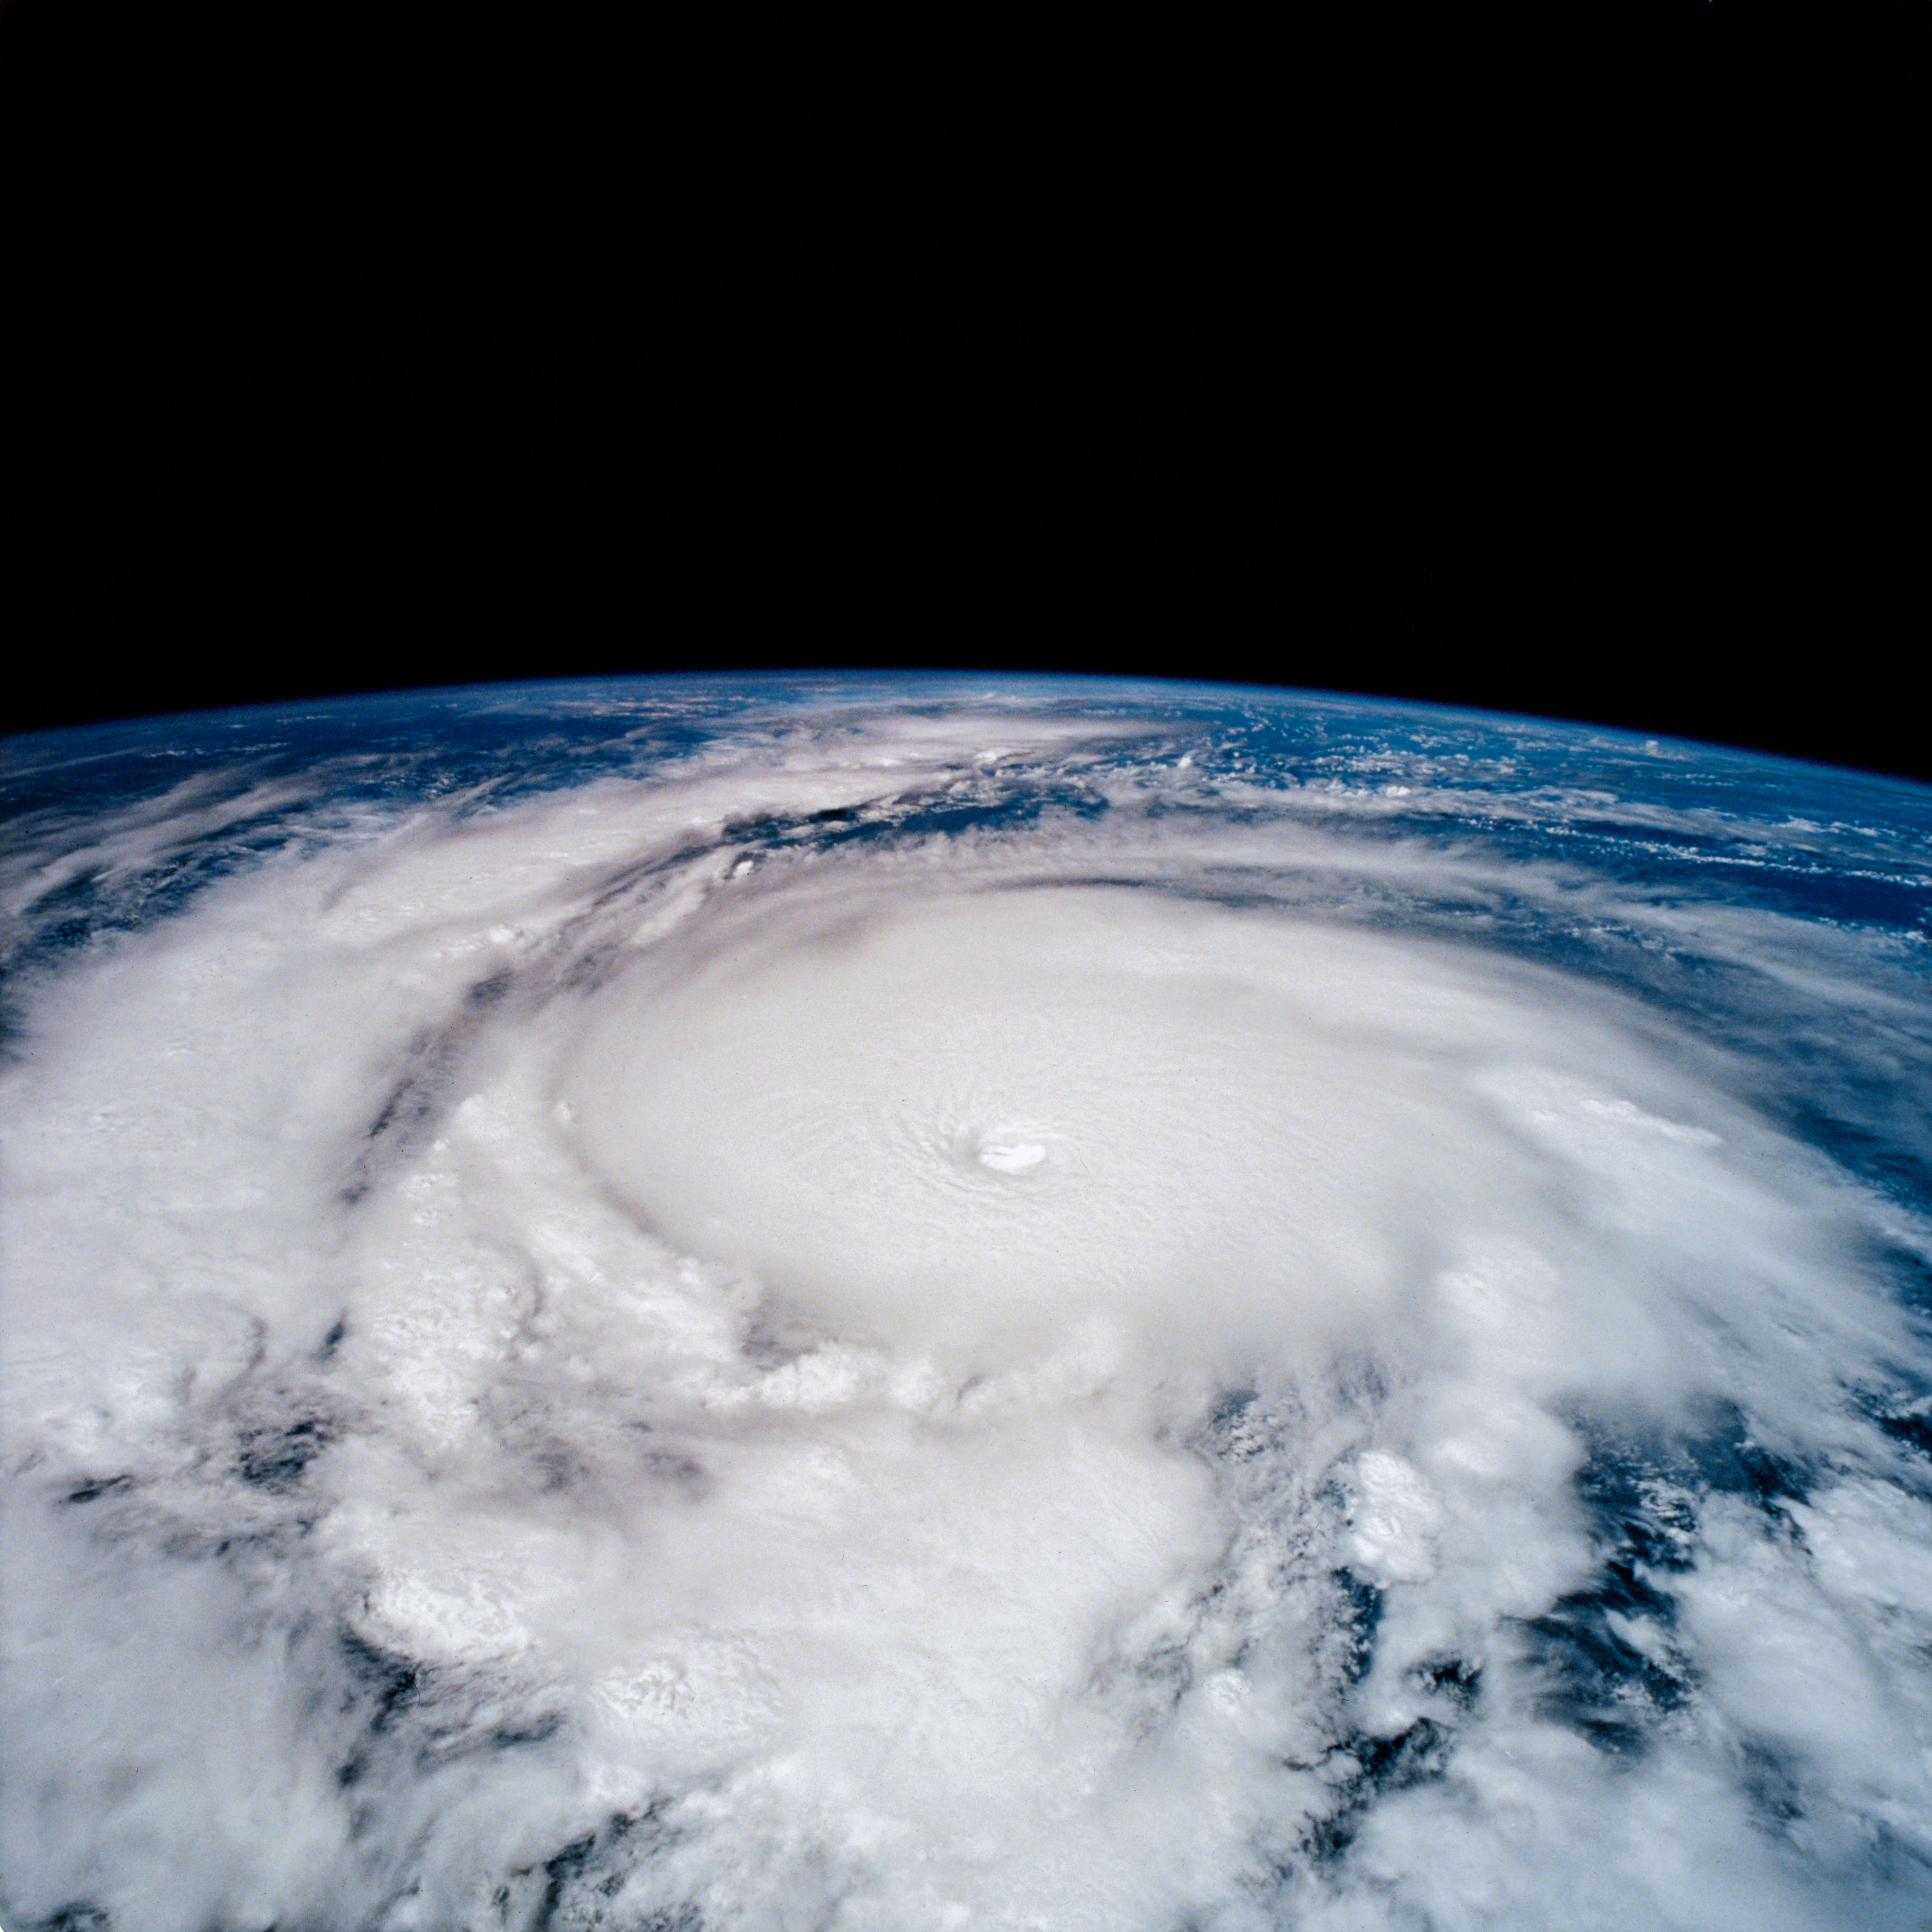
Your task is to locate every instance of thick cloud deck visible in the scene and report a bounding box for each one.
[3,677,1932,1932]
[567,886,1736,1379]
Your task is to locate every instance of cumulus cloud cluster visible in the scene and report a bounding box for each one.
[3,681,1931,1931]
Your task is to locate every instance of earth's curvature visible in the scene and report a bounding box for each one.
[4,672,1932,1932]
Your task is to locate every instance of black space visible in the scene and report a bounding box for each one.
[6,8,1926,781]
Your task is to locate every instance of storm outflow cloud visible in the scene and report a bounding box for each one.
[4,679,1932,1931]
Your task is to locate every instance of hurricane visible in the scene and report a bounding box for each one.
[4,673,1932,1932]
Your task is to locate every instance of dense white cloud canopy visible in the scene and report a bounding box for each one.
[3,676,1931,1931]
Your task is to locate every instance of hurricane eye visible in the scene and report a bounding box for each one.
[974,1133,1047,1173]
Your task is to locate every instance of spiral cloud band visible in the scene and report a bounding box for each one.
[3,677,1931,1931]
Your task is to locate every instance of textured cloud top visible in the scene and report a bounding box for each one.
[4,676,1932,1931]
